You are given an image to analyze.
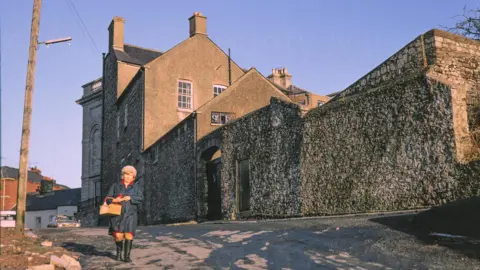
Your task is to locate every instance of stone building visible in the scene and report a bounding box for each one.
[75,78,103,226]
[78,12,480,226]
[75,12,325,225]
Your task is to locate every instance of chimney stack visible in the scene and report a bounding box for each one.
[267,68,292,89]
[108,16,125,51]
[189,12,207,37]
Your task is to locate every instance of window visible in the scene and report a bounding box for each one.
[237,159,250,212]
[49,215,55,222]
[211,112,234,125]
[317,101,325,107]
[116,113,120,140]
[95,181,101,206]
[178,80,192,109]
[213,85,226,97]
[152,146,158,163]
[90,128,101,172]
[35,217,42,228]
[124,104,128,128]
[299,100,306,105]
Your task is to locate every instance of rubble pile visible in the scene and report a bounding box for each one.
[0,228,82,270]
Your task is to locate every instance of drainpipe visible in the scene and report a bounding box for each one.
[192,112,198,221]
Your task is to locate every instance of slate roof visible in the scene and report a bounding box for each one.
[0,166,43,182]
[286,85,309,95]
[22,188,81,212]
[114,44,163,65]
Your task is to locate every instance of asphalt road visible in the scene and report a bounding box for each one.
[37,213,480,270]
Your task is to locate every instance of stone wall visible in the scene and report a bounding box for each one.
[332,31,435,101]
[198,98,303,220]
[301,30,480,216]
[144,116,196,224]
[427,30,480,161]
[101,51,119,199]
[115,71,145,177]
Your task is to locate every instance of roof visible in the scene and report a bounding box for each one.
[0,166,43,182]
[81,77,102,88]
[22,188,81,212]
[114,44,163,65]
[286,85,309,95]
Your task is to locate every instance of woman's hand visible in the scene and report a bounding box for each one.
[123,196,131,202]
[112,198,123,203]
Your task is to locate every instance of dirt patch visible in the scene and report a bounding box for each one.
[0,228,78,269]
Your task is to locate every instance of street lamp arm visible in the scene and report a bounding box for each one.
[38,37,72,46]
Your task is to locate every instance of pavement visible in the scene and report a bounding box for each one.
[37,213,480,270]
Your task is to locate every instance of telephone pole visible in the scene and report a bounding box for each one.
[15,0,42,235]
[14,0,71,235]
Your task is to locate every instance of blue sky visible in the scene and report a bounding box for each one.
[1,0,478,188]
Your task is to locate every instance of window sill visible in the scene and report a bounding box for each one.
[210,123,224,126]
[177,108,193,113]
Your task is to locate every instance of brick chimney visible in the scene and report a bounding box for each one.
[108,16,125,51]
[267,68,292,89]
[189,12,207,37]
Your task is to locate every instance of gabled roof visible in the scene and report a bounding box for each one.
[114,44,163,65]
[22,188,81,212]
[196,68,293,113]
[0,166,43,182]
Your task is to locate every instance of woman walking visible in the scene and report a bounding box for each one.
[104,165,144,262]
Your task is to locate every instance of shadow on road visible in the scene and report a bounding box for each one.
[370,212,480,261]
[141,225,399,269]
[60,242,114,259]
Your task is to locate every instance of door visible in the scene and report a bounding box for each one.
[35,217,41,229]
[238,159,250,212]
[206,157,222,220]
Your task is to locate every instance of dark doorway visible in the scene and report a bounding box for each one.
[206,157,222,220]
[237,159,250,212]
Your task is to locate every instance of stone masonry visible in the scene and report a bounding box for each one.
[82,14,480,226]
[301,30,480,216]
[144,116,196,225]
[203,98,303,220]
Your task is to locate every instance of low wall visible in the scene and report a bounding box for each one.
[301,73,480,216]
[198,98,303,219]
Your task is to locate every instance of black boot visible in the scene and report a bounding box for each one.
[115,240,124,261]
[124,240,133,262]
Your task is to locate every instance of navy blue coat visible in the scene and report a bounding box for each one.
[106,180,144,235]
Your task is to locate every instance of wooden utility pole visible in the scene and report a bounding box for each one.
[15,0,42,235]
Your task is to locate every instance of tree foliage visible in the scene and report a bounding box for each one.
[445,6,480,40]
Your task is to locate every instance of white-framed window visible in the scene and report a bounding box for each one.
[116,113,120,140]
[178,80,192,109]
[317,101,325,107]
[213,85,226,97]
[211,112,235,125]
[124,104,128,128]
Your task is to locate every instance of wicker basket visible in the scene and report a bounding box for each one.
[99,197,122,216]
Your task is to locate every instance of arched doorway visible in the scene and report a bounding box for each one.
[200,146,222,221]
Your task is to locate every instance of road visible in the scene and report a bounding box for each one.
[37,213,480,269]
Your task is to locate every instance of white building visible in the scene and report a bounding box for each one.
[24,188,81,229]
